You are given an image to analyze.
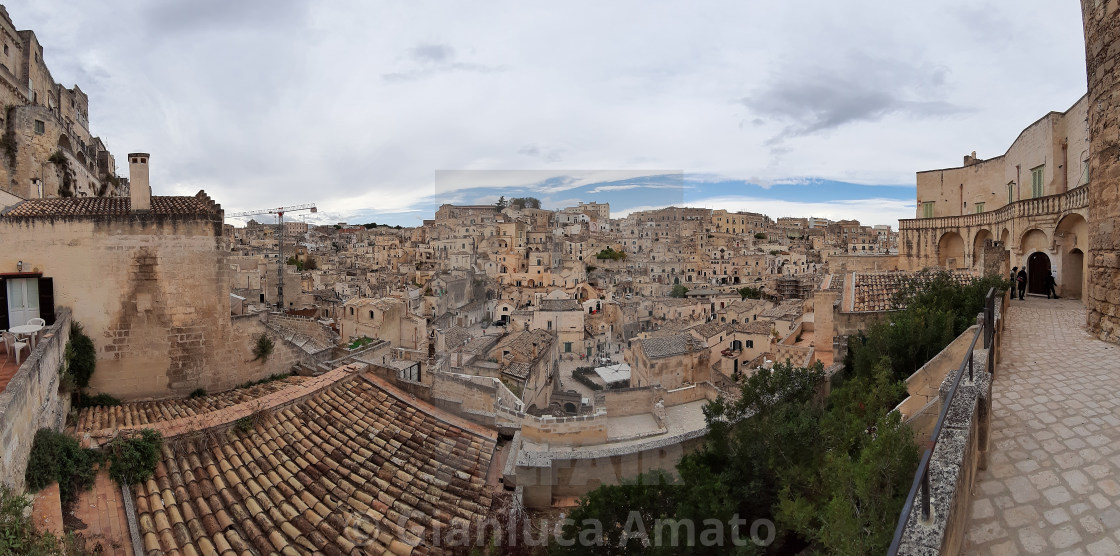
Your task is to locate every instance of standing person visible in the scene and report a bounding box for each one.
[1016,267,1027,300]
[1010,266,1018,295]
[1046,270,1060,299]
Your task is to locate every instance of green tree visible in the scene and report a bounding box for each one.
[494,196,508,212]
[737,286,762,300]
[509,197,541,209]
[669,284,689,298]
[754,232,766,240]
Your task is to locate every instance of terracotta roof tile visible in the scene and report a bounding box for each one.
[130,373,496,555]
[2,191,222,218]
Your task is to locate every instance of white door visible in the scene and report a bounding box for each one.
[6,278,40,327]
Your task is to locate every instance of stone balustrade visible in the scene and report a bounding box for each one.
[899,184,1088,232]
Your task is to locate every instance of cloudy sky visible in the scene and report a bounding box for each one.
[8,1,1088,228]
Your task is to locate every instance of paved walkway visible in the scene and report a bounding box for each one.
[965,297,1120,555]
[71,470,133,556]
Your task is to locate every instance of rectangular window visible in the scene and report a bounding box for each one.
[1008,182,1015,204]
[1082,159,1090,186]
[1031,165,1045,198]
[564,342,572,353]
[975,202,985,213]
[34,120,44,134]
[921,201,935,218]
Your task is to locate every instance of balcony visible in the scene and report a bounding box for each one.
[899,184,1088,231]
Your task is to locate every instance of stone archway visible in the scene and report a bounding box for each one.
[973,229,993,269]
[1027,252,1052,295]
[1020,229,1049,257]
[938,231,965,269]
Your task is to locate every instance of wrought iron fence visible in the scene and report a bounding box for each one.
[887,287,997,554]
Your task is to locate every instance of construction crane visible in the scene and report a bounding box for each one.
[226,203,317,311]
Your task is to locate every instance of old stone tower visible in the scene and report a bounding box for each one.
[1082,0,1120,341]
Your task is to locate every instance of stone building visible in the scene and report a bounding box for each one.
[1082,0,1120,341]
[0,155,298,399]
[0,6,121,200]
[898,96,1090,299]
[338,296,426,351]
[626,333,710,389]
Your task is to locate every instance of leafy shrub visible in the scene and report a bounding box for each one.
[188,388,207,399]
[594,247,626,261]
[25,429,97,504]
[105,429,162,486]
[0,485,77,555]
[251,333,274,362]
[72,393,122,409]
[65,322,97,389]
[235,373,290,390]
[348,337,374,350]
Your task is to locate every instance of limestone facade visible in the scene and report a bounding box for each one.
[0,6,120,200]
[899,97,1091,299]
[1082,0,1120,341]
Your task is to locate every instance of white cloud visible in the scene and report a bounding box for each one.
[4,0,1087,226]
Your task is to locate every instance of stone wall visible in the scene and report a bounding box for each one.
[895,349,992,555]
[1083,0,1120,342]
[895,325,980,439]
[0,308,71,491]
[0,206,305,400]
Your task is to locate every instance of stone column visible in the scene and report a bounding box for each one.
[1083,0,1120,342]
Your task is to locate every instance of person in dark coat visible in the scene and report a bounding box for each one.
[1016,268,1027,300]
[1046,269,1060,299]
[1010,266,1018,294]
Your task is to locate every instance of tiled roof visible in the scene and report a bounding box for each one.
[851,270,976,313]
[729,319,774,335]
[442,326,472,349]
[687,321,727,340]
[539,299,581,312]
[638,333,702,359]
[761,300,803,320]
[70,376,309,434]
[2,191,222,218]
[131,375,496,555]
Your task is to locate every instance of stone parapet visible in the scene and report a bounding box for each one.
[0,307,72,491]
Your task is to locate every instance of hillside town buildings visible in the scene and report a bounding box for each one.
[3,1,1120,554]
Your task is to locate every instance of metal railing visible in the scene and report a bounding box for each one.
[887,287,997,554]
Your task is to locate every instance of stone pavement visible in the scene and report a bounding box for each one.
[71,470,133,556]
[964,297,1120,555]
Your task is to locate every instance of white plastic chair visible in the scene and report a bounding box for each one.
[25,318,46,348]
[3,332,28,366]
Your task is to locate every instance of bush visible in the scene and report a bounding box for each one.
[0,485,76,555]
[105,429,162,486]
[72,392,122,409]
[594,247,626,261]
[669,284,689,298]
[571,368,603,391]
[235,373,290,390]
[188,388,207,399]
[251,333,274,362]
[25,429,97,505]
[66,322,97,389]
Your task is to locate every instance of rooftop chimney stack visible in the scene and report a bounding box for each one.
[128,153,151,212]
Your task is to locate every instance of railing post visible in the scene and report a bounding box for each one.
[921,469,931,521]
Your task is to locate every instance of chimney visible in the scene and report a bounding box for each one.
[128,153,151,212]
